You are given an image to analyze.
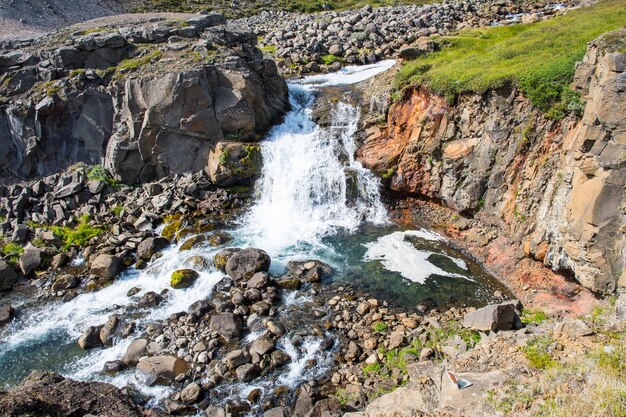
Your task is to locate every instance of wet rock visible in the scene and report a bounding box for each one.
[90,254,124,280]
[137,291,164,308]
[103,360,127,374]
[51,274,80,292]
[137,236,169,260]
[208,231,233,247]
[123,338,149,366]
[207,142,262,187]
[225,349,250,368]
[0,259,17,291]
[0,304,15,326]
[181,381,202,403]
[180,235,207,251]
[214,248,241,272]
[247,272,271,289]
[205,406,227,417]
[50,253,69,269]
[462,303,519,332]
[210,312,242,341]
[136,355,188,386]
[77,325,104,349]
[286,260,332,282]
[165,399,196,414]
[235,363,260,382]
[171,269,200,289]
[99,315,120,345]
[251,335,275,355]
[226,248,271,281]
[264,407,288,417]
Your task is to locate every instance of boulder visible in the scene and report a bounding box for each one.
[170,269,199,289]
[247,272,270,289]
[136,355,188,385]
[179,235,206,251]
[51,274,80,292]
[235,364,260,382]
[77,325,104,349]
[0,259,17,291]
[225,248,271,281]
[286,260,332,282]
[210,312,242,341]
[214,248,241,272]
[19,247,41,275]
[180,382,202,403]
[462,303,519,332]
[250,335,275,356]
[137,237,169,260]
[99,315,120,345]
[90,254,124,280]
[206,142,262,187]
[123,338,149,366]
[0,304,14,326]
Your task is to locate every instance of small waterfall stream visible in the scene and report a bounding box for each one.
[0,60,508,411]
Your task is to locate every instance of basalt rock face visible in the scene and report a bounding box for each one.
[359,31,625,293]
[0,15,289,184]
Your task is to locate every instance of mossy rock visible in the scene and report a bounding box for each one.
[180,235,206,251]
[162,221,182,242]
[194,221,217,234]
[274,278,302,290]
[208,231,233,247]
[175,227,195,241]
[171,269,199,289]
[213,248,241,272]
[86,278,114,292]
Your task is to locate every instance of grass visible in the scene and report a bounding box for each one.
[86,165,120,188]
[522,335,558,369]
[321,54,345,65]
[260,45,277,54]
[44,215,104,251]
[372,321,388,333]
[363,362,383,375]
[2,243,24,265]
[117,49,163,73]
[520,309,548,325]
[396,0,626,118]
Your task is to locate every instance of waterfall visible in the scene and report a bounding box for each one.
[239,82,388,256]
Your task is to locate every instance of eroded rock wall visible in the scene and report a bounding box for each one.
[359,32,625,293]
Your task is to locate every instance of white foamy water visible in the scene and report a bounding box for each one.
[363,230,473,284]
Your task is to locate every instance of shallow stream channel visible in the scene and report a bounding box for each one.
[0,61,510,413]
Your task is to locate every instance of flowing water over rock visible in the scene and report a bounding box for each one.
[0,61,508,410]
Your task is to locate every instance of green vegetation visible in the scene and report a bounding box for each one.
[218,147,231,166]
[321,54,345,65]
[522,335,558,369]
[69,69,86,78]
[44,215,104,251]
[111,205,124,217]
[87,165,120,188]
[260,45,277,54]
[372,321,388,333]
[2,243,24,265]
[396,0,626,118]
[170,269,199,289]
[333,387,360,409]
[117,50,163,73]
[363,362,383,375]
[381,168,395,180]
[80,27,107,35]
[520,309,548,325]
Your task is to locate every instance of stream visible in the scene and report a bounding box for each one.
[0,61,508,410]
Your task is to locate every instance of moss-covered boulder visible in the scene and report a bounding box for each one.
[179,235,206,251]
[171,269,199,289]
[213,248,241,272]
[208,231,233,247]
[162,221,182,242]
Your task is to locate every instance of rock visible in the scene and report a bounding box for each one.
[462,303,519,332]
[19,247,41,275]
[247,272,270,289]
[51,274,80,292]
[225,248,271,281]
[251,335,275,355]
[419,347,434,361]
[136,355,188,386]
[180,235,206,251]
[398,46,423,60]
[123,338,149,366]
[99,315,119,345]
[264,407,287,417]
[235,364,260,382]
[77,325,104,349]
[214,248,241,272]
[0,371,162,417]
[181,382,202,403]
[208,231,233,247]
[0,304,15,326]
[304,398,342,417]
[137,237,169,260]
[90,254,124,280]
[205,406,228,417]
[555,319,594,338]
[170,269,199,289]
[207,142,262,187]
[0,259,17,291]
[210,312,242,341]
[225,349,250,368]
[103,360,127,374]
[286,259,332,282]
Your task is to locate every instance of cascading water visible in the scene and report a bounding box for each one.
[0,60,509,413]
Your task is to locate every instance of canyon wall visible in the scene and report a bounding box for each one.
[0,15,289,184]
[359,30,626,293]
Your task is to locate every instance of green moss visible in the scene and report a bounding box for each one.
[47,215,104,251]
[218,147,231,166]
[372,321,388,333]
[322,54,345,65]
[381,168,395,179]
[161,221,182,242]
[179,235,206,251]
[363,362,383,375]
[2,243,24,265]
[111,205,123,217]
[170,268,199,289]
[69,69,86,78]
[87,165,120,188]
[522,335,558,369]
[396,0,626,117]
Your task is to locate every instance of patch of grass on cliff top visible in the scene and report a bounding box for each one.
[397,0,626,117]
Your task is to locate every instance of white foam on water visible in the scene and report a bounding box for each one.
[295,60,397,88]
[363,230,472,284]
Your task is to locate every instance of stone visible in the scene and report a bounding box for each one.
[78,325,104,349]
[90,254,124,280]
[0,304,15,326]
[170,269,199,289]
[123,338,149,366]
[51,274,80,292]
[137,237,169,260]
[102,360,127,374]
[235,364,260,382]
[19,247,41,275]
[180,235,206,251]
[555,319,594,338]
[264,407,287,417]
[419,347,434,361]
[225,349,250,368]
[181,382,202,403]
[207,142,262,187]
[136,355,188,385]
[0,259,17,291]
[251,335,275,356]
[247,272,270,289]
[225,248,271,281]
[462,303,519,332]
[99,315,119,345]
[214,248,241,272]
[210,313,242,341]
[304,398,341,417]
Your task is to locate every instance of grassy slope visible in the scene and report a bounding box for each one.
[129,0,431,17]
[397,0,626,117]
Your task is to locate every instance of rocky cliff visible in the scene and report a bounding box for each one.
[359,29,625,294]
[0,13,289,185]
